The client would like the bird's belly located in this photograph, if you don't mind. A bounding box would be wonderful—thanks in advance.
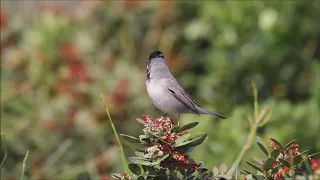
[146,81,187,115]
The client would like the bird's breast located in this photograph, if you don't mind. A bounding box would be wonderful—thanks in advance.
[146,79,188,115]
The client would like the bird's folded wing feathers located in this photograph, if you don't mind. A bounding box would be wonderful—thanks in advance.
[167,86,200,115]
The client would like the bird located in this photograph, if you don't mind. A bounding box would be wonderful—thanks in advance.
[146,50,227,124]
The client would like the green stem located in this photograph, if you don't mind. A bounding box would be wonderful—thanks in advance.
[100,94,129,173]
[227,84,261,176]
[20,151,29,180]
[1,134,7,168]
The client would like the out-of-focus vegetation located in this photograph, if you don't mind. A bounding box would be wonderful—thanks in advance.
[1,1,319,179]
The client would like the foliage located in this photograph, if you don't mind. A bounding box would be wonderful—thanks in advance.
[243,138,319,180]
[1,1,319,179]
[110,114,319,180]
[112,115,233,180]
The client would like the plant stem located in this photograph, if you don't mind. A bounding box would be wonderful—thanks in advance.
[227,84,263,176]
[20,151,29,180]
[1,134,7,168]
[100,93,129,172]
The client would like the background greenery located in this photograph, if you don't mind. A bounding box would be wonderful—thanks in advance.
[1,1,319,179]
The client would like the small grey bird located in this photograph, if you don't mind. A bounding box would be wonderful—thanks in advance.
[146,50,227,122]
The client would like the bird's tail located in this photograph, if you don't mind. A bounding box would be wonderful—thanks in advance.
[197,107,227,119]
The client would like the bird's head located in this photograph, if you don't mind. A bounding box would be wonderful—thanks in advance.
[146,50,169,80]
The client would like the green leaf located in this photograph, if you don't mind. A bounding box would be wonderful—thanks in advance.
[138,135,148,141]
[171,126,182,133]
[278,158,290,167]
[136,118,145,124]
[111,173,122,179]
[292,155,303,166]
[128,163,141,175]
[212,166,219,176]
[284,139,297,150]
[263,157,275,171]
[181,122,199,131]
[307,152,319,158]
[121,134,141,143]
[149,154,169,166]
[246,161,264,173]
[270,138,283,150]
[135,151,145,158]
[219,164,228,175]
[270,149,280,159]
[175,133,190,145]
[241,169,252,175]
[175,133,207,148]
[257,137,268,156]
[129,157,152,166]
[299,150,309,155]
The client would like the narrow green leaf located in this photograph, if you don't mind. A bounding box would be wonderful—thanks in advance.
[284,139,297,150]
[135,151,145,158]
[212,166,219,176]
[219,164,228,175]
[174,133,207,148]
[111,173,122,179]
[241,169,251,175]
[129,157,152,166]
[263,157,275,171]
[257,137,268,156]
[128,163,141,175]
[151,154,170,165]
[246,161,264,173]
[278,158,290,167]
[121,134,141,143]
[299,150,309,155]
[181,122,199,131]
[270,149,280,159]
[270,138,283,150]
[175,133,190,145]
[307,152,319,158]
[136,118,146,124]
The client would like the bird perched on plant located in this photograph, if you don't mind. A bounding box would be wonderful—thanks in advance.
[146,50,227,123]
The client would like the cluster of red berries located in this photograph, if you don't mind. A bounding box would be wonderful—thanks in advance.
[141,115,199,170]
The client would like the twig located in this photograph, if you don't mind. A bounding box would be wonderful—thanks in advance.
[227,84,272,176]
[1,133,8,168]
[20,151,29,180]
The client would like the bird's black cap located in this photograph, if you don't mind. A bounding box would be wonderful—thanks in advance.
[149,50,164,60]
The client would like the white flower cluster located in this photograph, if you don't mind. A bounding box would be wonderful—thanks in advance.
[142,117,173,137]
[144,144,164,159]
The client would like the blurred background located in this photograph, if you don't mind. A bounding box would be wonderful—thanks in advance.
[1,1,319,179]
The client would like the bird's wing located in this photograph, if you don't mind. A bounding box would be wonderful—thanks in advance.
[167,80,200,115]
